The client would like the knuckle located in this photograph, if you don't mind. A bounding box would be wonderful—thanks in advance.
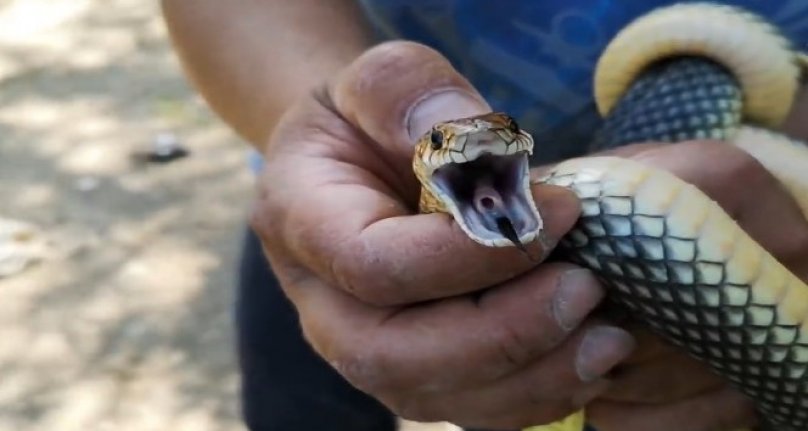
[326,340,402,394]
[329,350,387,392]
[330,239,390,305]
[248,191,280,246]
[331,235,412,306]
[248,166,294,249]
[485,294,565,369]
[494,318,538,370]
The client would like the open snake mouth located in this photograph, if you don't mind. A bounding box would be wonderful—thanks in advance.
[431,152,540,247]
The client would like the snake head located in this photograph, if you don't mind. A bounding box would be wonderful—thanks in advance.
[413,112,543,248]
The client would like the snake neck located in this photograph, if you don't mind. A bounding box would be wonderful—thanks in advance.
[417,184,447,214]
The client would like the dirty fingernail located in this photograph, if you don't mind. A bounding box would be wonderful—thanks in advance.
[530,185,582,257]
[576,326,636,383]
[406,90,488,140]
[551,269,604,331]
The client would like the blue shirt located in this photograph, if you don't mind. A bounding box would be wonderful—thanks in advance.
[358,0,808,162]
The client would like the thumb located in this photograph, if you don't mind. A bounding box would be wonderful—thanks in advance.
[331,41,491,162]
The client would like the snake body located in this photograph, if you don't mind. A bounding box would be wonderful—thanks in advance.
[413,3,808,430]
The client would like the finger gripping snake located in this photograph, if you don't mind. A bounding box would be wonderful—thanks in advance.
[413,3,808,430]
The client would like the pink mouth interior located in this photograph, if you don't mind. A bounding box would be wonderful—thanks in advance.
[432,153,538,243]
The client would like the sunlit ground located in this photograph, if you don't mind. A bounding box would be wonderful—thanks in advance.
[0,1,454,430]
[0,0,252,430]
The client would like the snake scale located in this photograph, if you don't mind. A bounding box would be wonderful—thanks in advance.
[413,3,808,430]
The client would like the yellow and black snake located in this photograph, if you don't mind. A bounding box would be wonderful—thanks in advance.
[413,3,808,431]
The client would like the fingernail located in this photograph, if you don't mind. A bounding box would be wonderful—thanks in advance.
[406,89,488,140]
[551,269,604,331]
[576,326,636,383]
[530,185,582,258]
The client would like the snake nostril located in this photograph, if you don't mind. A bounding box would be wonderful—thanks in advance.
[480,197,495,209]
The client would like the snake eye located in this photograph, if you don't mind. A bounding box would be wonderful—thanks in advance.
[430,129,444,150]
[507,117,520,134]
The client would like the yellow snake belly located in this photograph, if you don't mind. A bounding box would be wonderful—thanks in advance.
[412,3,808,430]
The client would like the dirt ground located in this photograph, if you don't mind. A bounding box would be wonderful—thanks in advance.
[0,1,453,430]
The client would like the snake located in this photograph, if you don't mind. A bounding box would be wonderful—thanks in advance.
[412,3,808,430]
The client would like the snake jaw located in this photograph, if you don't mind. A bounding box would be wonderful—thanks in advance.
[429,152,541,247]
[414,113,543,248]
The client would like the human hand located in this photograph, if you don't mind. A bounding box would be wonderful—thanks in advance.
[250,41,638,429]
[583,140,808,431]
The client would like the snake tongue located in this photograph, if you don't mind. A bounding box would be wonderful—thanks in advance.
[495,217,529,255]
[473,183,528,254]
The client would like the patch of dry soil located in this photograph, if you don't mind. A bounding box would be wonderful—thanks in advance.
[0,1,454,430]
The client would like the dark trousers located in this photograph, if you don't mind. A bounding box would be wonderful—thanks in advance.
[236,228,398,430]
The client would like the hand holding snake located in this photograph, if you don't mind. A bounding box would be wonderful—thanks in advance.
[254,40,633,429]
[413,3,808,430]
[251,3,808,430]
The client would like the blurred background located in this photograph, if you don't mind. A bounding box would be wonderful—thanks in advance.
[0,0,451,430]
[1,0,252,429]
